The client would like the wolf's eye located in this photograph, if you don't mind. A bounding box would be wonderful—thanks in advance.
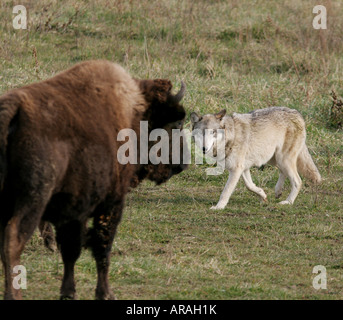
[192,131,201,137]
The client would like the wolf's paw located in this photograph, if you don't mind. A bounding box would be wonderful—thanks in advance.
[210,204,225,210]
[275,192,282,199]
[261,197,268,204]
[278,200,291,205]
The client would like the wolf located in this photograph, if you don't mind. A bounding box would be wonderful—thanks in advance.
[190,107,321,209]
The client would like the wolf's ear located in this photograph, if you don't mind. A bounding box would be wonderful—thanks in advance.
[190,112,201,124]
[215,109,226,120]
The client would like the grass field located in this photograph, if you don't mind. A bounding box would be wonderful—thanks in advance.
[0,0,343,300]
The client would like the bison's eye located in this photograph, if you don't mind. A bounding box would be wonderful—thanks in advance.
[171,120,183,129]
[165,120,183,130]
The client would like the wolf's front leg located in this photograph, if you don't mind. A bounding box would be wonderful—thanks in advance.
[210,169,243,210]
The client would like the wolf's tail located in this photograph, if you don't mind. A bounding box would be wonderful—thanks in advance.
[297,144,322,184]
[0,100,19,191]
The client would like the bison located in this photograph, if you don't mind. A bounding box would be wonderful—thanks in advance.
[0,60,188,300]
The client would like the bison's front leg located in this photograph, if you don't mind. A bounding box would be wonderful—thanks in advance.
[87,198,124,300]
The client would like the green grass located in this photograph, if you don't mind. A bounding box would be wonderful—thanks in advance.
[0,0,343,300]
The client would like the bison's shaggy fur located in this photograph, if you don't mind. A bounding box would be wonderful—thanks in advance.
[0,60,188,300]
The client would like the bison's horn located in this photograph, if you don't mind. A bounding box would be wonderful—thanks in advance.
[173,81,186,103]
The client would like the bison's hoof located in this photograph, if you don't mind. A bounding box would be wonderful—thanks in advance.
[96,291,116,300]
[60,293,76,300]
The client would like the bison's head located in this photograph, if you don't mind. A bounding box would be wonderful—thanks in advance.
[131,79,189,187]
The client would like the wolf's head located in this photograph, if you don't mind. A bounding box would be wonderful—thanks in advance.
[190,109,234,157]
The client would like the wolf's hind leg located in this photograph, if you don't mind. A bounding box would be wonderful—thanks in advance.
[242,170,267,201]
[275,171,286,199]
[278,160,302,205]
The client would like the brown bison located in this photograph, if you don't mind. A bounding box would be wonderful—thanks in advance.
[0,60,188,300]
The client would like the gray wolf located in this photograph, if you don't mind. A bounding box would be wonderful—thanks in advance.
[191,107,321,210]
[0,60,188,299]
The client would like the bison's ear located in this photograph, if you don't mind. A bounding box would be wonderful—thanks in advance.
[138,79,186,128]
[215,109,226,120]
[190,112,201,124]
[138,79,186,104]
[152,79,186,104]
[138,79,173,103]
[153,79,173,103]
